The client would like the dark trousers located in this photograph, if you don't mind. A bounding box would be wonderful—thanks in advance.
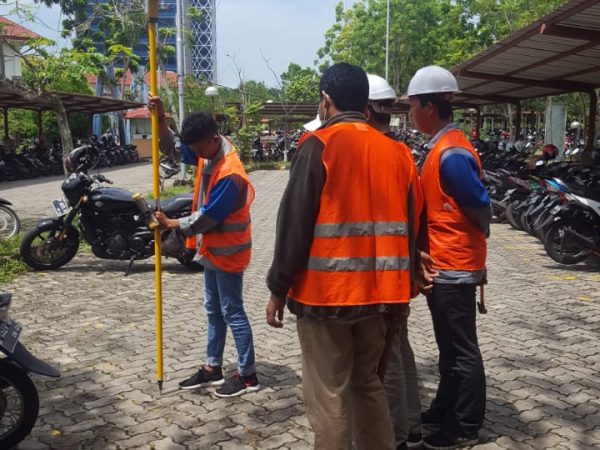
[427,283,486,437]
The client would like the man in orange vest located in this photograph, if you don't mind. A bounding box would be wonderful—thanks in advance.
[154,110,259,398]
[266,62,423,450]
[406,65,490,449]
[366,73,424,450]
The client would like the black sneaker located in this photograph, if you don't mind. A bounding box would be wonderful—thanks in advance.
[407,432,424,449]
[178,366,224,390]
[214,373,260,398]
[423,430,479,450]
[422,409,444,427]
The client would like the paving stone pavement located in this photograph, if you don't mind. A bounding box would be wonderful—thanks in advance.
[2,163,599,449]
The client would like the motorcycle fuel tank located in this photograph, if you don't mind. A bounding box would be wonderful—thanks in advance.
[90,187,139,214]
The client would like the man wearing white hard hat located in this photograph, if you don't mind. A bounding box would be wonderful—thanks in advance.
[407,65,490,449]
[366,74,397,137]
[303,114,321,132]
[366,73,424,450]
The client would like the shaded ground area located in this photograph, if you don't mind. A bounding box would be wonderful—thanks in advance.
[2,165,599,449]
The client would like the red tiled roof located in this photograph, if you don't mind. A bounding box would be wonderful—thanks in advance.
[124,107,152,119]
[124,107,173,120]
[87,70,177,88]
[0,17,42,41]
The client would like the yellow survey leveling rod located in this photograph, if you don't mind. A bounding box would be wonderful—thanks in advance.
[146,0,164,393]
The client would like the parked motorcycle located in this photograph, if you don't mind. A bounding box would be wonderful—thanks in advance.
[543,184,600,265]
[0,199,20,239]
[0,293,60,448]
[19,145,201,273]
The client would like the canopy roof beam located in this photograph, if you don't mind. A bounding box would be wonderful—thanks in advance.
[457,70,596,93]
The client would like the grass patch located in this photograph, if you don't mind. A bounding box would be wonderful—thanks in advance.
[146,184,193,201]
[0,234,22,257]
[245,161,290,172]
[0,235,28,284]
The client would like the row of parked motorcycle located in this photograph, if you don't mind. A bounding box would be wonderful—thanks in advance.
[479,142,599,266]
[250,131,302,162]
[0,134,139,183]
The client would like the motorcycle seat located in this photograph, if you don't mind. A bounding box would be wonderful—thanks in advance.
[156,192,194,216]
[566,184,600,203]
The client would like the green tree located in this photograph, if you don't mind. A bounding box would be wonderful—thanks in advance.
[280,63,320,103]
[317,0,568,92]
[0,31,105,165]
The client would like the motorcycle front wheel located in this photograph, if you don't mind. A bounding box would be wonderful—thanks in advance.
[20,222,80,270]
[177,257,205,272]
[0,205,20,239]
[505,201,523,230]
[0,360,40,448]
[544,219,595,265]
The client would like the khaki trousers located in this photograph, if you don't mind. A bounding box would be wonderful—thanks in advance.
[297,315,395,450]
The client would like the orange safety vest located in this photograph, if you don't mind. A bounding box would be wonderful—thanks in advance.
[420,128,486,271]
[185,160,204,251]
[184,145,255,273]
[288,122,418,307]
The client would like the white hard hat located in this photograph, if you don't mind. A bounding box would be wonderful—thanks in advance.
[303,114,321,131]
[367,74,396,101]
[406,65,460,97]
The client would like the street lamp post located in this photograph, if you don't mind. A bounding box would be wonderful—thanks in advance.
[175,0,188,182]
[204,86,219,117]
[571,120,582,143]
[385,0,390,81]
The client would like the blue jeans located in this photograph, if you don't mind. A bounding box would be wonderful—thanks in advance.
[204,267,256,376]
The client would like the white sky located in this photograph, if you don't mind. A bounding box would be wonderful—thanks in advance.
[0,0,358,87]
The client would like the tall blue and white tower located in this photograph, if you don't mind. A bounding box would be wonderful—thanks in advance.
[85,0,216,80]
[186,0,217,81]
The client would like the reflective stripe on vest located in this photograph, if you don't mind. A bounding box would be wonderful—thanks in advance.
[207,241,252,256]
[314,221,408,238]
[420,128,486,271]
[308,256,410,272]
[288,122,417,307]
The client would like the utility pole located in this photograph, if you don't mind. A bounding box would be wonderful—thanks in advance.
[385,0,390,81]
[175,0,188,182]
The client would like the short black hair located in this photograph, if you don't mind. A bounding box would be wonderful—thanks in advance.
[319,62,369,113]
[416,94,452,120]
[180,112,218,145]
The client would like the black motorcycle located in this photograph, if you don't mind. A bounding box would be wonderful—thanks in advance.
[19,146,201,273]
[1,293,59,448]
[0,198,20,239]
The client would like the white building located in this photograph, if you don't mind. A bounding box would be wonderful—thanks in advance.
[0,17,41,80]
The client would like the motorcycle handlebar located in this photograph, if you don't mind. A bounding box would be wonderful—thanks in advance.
[94,174,113,184]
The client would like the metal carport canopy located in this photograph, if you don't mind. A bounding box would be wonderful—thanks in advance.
[451,0,600,107]
[0,89,142,114]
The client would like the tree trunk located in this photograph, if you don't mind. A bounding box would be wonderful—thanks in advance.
[120,57,130,101]
[505,103,513,140]
[159,61,180,127]
[0,44,5,77]
[50,94,74,174]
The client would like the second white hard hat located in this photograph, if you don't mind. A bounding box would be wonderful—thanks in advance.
[303,114,321,131]
[406,65,460,97]
[367,74,397,101]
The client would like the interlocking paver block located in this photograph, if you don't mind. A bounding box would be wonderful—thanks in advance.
[3,165,599,449]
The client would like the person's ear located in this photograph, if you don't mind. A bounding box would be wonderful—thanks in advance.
[426,101,436,118]
[321,91,332,111]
